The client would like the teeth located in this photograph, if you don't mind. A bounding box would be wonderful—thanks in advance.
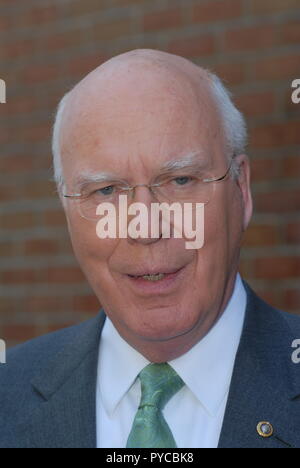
[142,273,165,281]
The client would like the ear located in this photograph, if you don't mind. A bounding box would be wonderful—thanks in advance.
[234,154,253,231]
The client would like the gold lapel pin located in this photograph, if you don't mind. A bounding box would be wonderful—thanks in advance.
[257,421,274,438]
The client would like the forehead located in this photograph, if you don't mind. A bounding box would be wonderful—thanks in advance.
[60,59,224,181]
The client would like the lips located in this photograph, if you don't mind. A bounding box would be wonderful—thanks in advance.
[129,273,166,281]
[125,265,187,295]
[127,267,182,278]
[126,265,185,284]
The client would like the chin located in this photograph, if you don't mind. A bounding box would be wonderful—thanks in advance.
[129,307,200,343]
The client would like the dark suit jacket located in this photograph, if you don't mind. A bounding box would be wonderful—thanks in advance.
[0,281,299,448]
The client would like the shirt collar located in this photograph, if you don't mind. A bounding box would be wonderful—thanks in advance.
[98,273,246,417]
[170,273,246,416]
[98,317,150,416]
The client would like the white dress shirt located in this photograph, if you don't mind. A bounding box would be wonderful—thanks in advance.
[96,273,246,448]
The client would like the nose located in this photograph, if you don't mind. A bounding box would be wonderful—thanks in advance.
[127,185,163,245]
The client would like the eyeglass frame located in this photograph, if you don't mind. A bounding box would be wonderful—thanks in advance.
[62,155,236,204]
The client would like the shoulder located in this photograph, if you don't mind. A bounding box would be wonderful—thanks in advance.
[4,318,90,369]
[0,313,104,401]
[242,280,300,363]
[245,280,300,331]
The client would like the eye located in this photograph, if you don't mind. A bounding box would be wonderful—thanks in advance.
[97,185,115,196]
[173,176,192,186]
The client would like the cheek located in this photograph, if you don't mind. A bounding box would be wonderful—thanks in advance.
[66,211,118,269]
[201,186,243,263]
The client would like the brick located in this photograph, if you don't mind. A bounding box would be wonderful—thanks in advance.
[255,189,300,213]
[0,269,38,284]
[250,156,281,182]
[92,19,132,41]
[24,239,60,255]
[0,16,11,31]
[0,39,35,60]
[254,256,300,279]
[67,53,107,76]
[109,0,144,5]
[0,212,36,229]
[21,122,51,143]
[251,121,300,148]
[192,0,243,24]
[71,0,106,17]
[21,63,61,84]
[43,30,84,52]
[223,25,276,51]
[285,222,300,244]
[280,20,300,44]
[0,130,11,145]
[72,295,101,312]
[248,0,299,14]
[254,54,300,81]
[235,91,276,117]
[0,155,36,173]
[212,62,246,85]
[5,96,37,115]
[0,242,15,257]
[167,34,216,58]
[282,156,300,178]
[46,266,85,283]
[21,179,56,200]
[43,209,67,227]
[2,325,37,342]
[0,297,15,313]
[283,289,300,310]
[27,5,58,24]
[143,8,183,32]
[0,184,20,202]
[242,224,280,246]
[25,296,70,313]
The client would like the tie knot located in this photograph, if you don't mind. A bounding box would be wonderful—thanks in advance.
[138,363,184,411]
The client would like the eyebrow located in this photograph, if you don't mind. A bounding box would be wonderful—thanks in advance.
[73,151,205,191]
[159,151,205,173]
[74,171,121,191]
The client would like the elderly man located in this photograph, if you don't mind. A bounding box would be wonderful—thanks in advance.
[0,49,299,449]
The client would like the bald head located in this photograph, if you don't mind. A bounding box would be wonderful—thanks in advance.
[52,49,246,191]
[69,49,212,100]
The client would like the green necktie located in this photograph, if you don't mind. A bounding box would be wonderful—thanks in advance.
[126,363,185,448]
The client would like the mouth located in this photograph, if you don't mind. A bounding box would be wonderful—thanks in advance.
[128,272,171,281]
[127,266,183,281]
[125,265,187,295]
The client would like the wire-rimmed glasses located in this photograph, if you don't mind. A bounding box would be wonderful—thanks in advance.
[63,156,235,221]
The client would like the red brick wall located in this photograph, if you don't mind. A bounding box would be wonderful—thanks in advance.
[0,0,299,346]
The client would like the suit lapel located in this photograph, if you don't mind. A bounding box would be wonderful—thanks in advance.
[218,283,300,448]
[14,312,106,448]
